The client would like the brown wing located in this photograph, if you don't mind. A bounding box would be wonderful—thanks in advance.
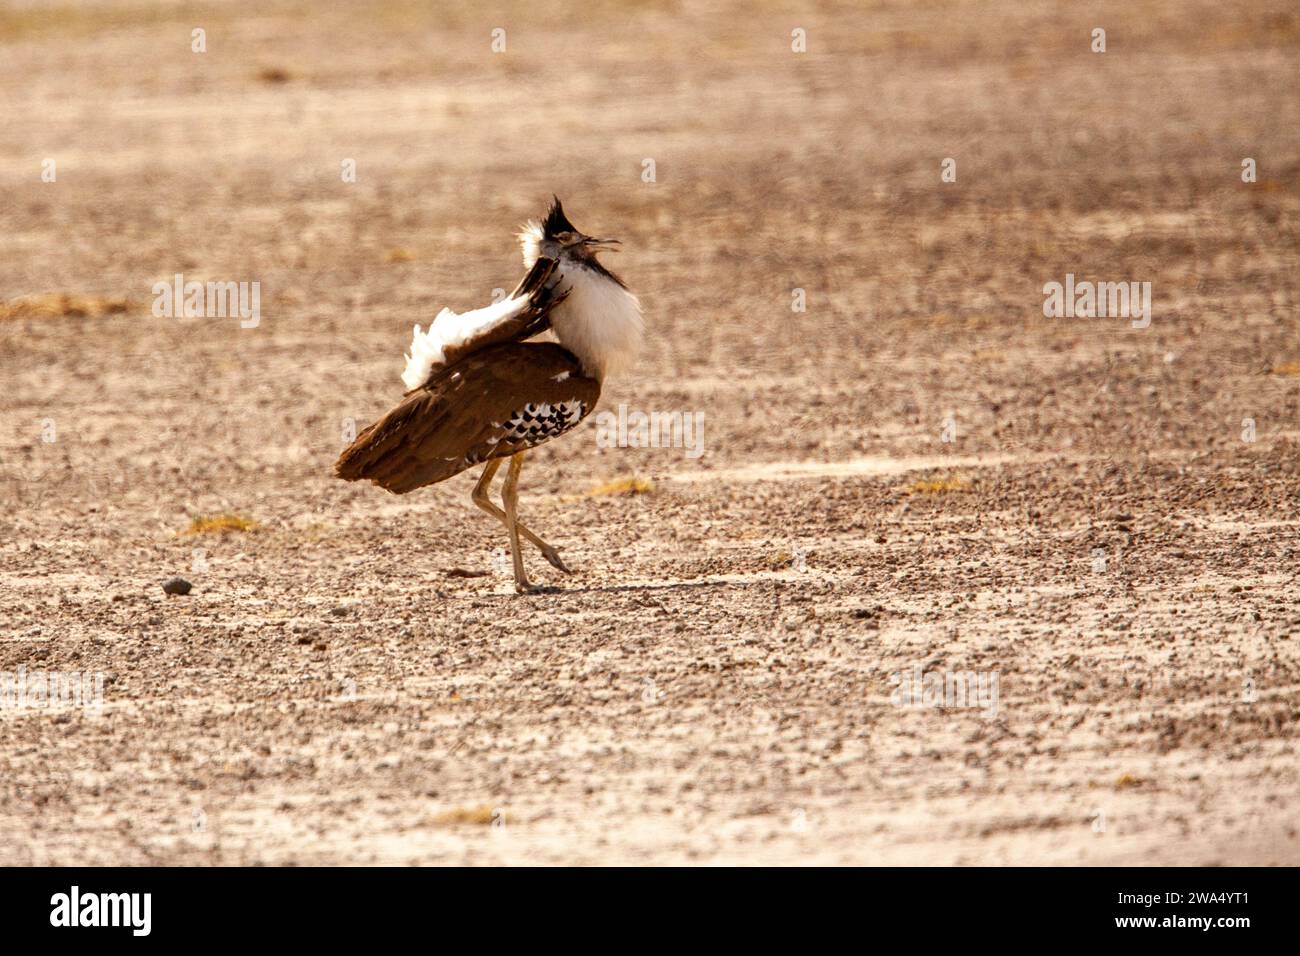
[336,341,601,494]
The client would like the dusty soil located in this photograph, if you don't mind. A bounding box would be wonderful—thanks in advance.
[1,0,1298,865]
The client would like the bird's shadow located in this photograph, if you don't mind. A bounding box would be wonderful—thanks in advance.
[478,578,760,599]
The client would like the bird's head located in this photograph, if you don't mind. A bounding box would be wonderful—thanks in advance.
[519,196,621,270]
[518,196,642,379]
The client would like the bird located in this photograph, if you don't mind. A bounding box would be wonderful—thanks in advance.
[335,197,644,593]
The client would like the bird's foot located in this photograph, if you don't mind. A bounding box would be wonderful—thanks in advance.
[541,546,574,574]
[514,580,558,595]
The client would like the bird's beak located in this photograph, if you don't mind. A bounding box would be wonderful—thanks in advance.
[581,235,621,251]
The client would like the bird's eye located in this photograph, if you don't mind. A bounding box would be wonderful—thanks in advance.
[556,231,575,244]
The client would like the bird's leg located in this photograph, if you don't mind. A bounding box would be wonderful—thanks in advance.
[502,452,541,594]
[471,458,503,512]
[471,458,573,573]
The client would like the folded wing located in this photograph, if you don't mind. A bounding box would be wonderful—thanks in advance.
[338,341,602,494]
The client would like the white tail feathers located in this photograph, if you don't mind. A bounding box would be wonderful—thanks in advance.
[401,293,534,391]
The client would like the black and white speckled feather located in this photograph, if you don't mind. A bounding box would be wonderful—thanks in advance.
[499,401,588,446]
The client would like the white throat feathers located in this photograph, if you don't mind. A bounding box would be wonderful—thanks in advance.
[519,221,643,381]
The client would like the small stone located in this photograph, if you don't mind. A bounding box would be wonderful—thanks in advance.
[162,577,192,596]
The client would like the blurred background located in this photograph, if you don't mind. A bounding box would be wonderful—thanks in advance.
[2,0,1297,466]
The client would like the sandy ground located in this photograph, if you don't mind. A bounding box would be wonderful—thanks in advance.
[1,0,1298,865]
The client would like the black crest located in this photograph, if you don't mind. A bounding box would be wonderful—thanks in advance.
[542,195,577,238]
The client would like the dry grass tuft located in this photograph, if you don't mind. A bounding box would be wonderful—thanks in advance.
[1271,361,1300,376]
[434,805,496,826]
[183,514,259,536]
[588,476,655,497]
[0,294,135,321]
[768,549,808,571]
[905,477,970,495]
[386,248,416,263]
